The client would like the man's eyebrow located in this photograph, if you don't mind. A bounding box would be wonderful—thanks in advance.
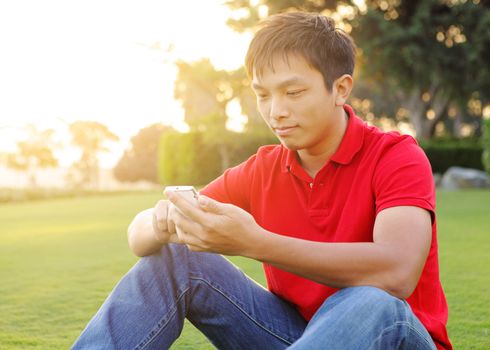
[252,77,306,90]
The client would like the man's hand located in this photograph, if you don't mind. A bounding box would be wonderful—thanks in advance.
[127,199,179,257]
[152,199,180,244]
[165,191,263,256]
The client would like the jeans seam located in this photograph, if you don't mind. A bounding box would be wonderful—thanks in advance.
[135,286,190,350]
[190,276,295,345]
[369,321,435,349]
[405,322,436,349]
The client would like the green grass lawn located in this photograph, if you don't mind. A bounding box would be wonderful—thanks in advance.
[0,190,488,349]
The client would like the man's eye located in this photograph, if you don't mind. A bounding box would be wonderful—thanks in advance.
[287,90,304,96]
[257,94,269,100]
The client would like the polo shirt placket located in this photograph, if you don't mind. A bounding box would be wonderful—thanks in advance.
[281,105,366,234]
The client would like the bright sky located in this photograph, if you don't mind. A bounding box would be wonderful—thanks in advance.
[0,0,252,167]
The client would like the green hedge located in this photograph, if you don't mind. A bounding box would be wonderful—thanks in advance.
[158,130,277,186]
[482,119,490,175]
[419,138,484,174]
[158,131,485,181]
[158,131,221,186]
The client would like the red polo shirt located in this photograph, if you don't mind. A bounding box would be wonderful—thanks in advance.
[201,105,451,349]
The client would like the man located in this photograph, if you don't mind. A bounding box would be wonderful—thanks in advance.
[72,12,451,349]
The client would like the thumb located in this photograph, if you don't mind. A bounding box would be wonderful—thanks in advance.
[198,195,225,214]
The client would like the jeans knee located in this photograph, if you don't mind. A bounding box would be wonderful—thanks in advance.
[343,286,407,321]
[137,243,189,274]
[295,288,432,350]
[317,286,408,325]
[349,286,398,304]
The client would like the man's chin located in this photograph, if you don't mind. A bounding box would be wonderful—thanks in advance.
[278,139,301,151]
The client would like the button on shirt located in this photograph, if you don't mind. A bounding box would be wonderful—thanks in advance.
[201,105,451,349]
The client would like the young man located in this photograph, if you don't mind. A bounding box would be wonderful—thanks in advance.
[72,12,451,350]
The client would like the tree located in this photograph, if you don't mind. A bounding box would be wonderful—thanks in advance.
[69,121,119,189]
[174,59,231,130]
[225,0,352,32]
[113,123,168,184]
[162,58,278,185]
[225,0,490,140]
[175,59,242,172]
[5,125,58,188]
[228,67,268,132]
[353,0,490,139]
[176,59,267,133]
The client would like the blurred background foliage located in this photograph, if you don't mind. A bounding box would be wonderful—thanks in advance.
[1,0,489,194]
[482,119,490,173]
[153,0,490,186]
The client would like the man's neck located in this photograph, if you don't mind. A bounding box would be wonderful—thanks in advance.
[297,109,349,178]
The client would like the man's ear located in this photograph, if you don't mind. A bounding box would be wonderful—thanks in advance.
[334,74,353,106]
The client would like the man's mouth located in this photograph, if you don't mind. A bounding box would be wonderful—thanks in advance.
[273,126,298,136]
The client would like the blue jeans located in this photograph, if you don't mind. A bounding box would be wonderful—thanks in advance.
[72,244,436,349]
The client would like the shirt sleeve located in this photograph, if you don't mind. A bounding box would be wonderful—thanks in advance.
[372,136,436,220]
[199,153,257,212]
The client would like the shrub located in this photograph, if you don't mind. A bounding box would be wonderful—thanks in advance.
[419,138,483,174]
[157,130,277,186]
[482,119,490,175]
[158,131,221,186]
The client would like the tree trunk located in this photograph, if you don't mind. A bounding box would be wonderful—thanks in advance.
[404,88,430,140]
[218,144,231,173]
[403,86,449,140]
[28,172,37,189]
[453,111,463,137]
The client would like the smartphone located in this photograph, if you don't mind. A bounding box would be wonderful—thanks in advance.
[164,186,199,206]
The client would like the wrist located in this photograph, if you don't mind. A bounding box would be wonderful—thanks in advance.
[244,226,272,261]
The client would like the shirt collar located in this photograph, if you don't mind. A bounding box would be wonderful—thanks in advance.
[330,104,365,165]
[281,104,365,173]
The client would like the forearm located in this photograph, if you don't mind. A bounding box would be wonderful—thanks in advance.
[166,195,429,299]
[249,230,414,299]
[127,208,164,257]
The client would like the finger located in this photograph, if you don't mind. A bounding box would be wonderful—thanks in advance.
[165,190,206,223]
[154,200,169,232]
[167,215,176,234]
[172,207,200,236]
[167,204,177,234]
[185,243,206,252]
[168,233,180,243]
[197,195,226,215]
[175,226,202,248]
[152,210,168,243]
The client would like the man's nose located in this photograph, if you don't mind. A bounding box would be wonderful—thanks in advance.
[269,97,289,120]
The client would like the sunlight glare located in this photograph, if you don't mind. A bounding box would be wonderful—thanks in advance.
[226,98,248,132]
[0,0,250,168]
